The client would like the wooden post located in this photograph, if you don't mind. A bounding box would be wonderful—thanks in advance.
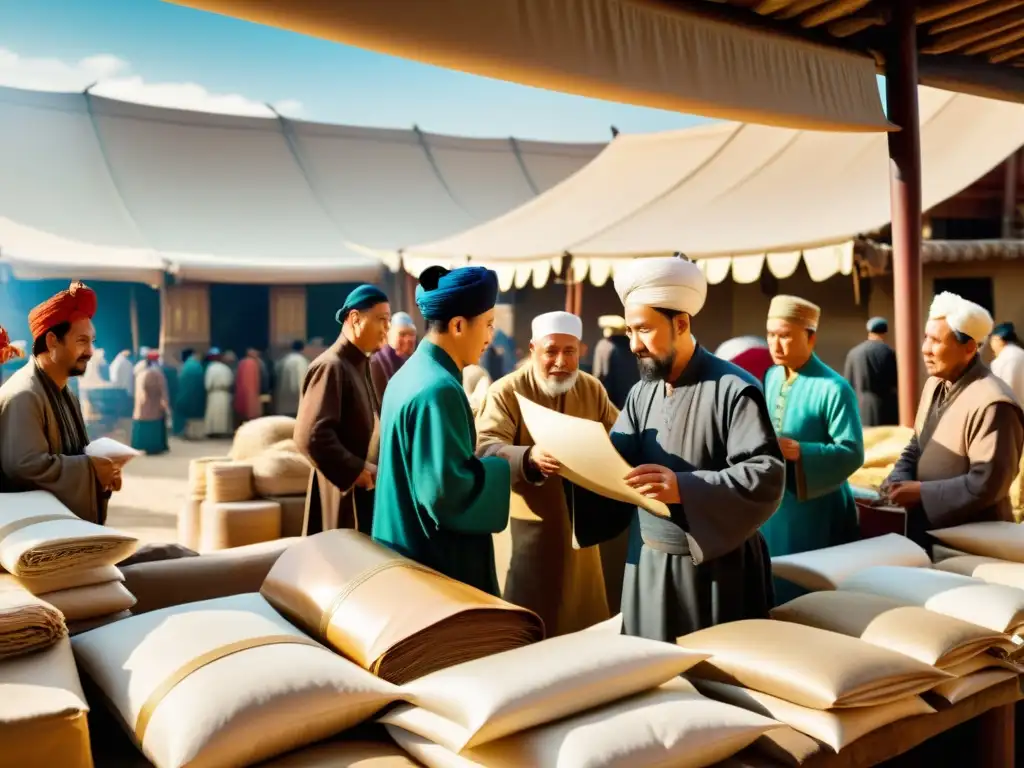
[886,0,923,428]
[1002,150,1019,239]
[129,285,140,356]
[977,702,1015,768]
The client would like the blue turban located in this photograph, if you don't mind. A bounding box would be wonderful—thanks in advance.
[993,322,1017,340]
[866,317,888,334]
[336,284,388,324]
[415,265,499,322]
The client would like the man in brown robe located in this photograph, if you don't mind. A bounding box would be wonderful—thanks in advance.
[885,292,1024,549]
[0,282,120,523]
[477,311,622,634]
[295,284,390,536]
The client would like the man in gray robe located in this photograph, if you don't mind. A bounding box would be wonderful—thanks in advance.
[843,317,898,427]
[570,257,786,642]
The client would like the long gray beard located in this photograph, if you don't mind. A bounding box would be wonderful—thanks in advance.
[537,369,579,398]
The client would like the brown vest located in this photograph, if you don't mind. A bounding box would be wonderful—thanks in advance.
[914,363,1021,521]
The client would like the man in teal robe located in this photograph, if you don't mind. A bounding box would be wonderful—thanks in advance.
[175,349,207,439]
[762,295,864,601]
[372,265,512,596]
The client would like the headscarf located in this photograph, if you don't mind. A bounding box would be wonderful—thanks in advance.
[613,256,706,315]
[28,281,97,341]
[336,284,389,324]
[992,322,1017,341]
[415,265,499,322]
[929,292,993,342]
[0,326,25,365]
[768,295,821,332]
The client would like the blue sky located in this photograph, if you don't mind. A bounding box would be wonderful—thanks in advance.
[0,0,724,141]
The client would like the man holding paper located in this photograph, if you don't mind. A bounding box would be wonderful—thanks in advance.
[0,282,120,523]
[566,257,786,642]
[477,310,620,634]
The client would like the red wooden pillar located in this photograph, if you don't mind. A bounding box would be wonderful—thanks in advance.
[886,0,923,428]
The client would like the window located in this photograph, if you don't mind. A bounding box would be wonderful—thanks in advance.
[932,277,994,316]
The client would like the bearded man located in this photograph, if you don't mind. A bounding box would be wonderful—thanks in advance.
[568,257,785,642]
[477,311,620,634]
[885,293,1024,548]
[370,311,417,401]
[0,282,121,523]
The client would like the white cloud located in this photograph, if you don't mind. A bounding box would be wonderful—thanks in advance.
[0,48,302,117]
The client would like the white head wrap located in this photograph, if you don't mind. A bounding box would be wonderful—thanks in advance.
[929,292,993,342]
[613,257,707,315]
[531,311,582,341]
[391,311,415,329]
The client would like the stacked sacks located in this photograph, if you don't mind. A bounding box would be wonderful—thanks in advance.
[261,530,545,684]
[381,626,777,768]
[71,592,403,768]
[190,461,282,552]
[229,418,308,536]
[678,619,951,754]
[0,491,139,636]
[179,456,231,549]
[849,426,915,491]
[771,591,1019,706]
[771,534,931,593]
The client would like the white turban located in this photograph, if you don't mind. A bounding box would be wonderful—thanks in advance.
[613,257,707,315]
[929,292,993,342]
[391,311,415,329]
[532,311,582,341]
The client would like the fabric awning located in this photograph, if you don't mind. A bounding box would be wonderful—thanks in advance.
[0,85,600,284]
[401,87,1024,288]
[168,0,890,133]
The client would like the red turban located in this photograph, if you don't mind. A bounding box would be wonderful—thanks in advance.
[0,326,24,365]
[28,281,98,342]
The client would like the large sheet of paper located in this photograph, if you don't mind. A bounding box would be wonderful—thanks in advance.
[515,393,670,517]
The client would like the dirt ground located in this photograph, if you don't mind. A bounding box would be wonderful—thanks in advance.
[106,437,232,544]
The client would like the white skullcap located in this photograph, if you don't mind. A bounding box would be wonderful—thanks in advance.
[532,311,582,341]
[613,257,707,315]
[929,291,993,342]
[598,314,626,330]
[391,311,414,329]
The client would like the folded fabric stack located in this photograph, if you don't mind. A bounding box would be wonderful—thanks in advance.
[771,534,931,592]
[772,591,1018,706]
[0,579,66,660]
[0,491,139,638]
[381,627,775,768]
[849,426,915,490]
[678,619,950,754]
[72,592,403,768]
[261,530,545,684]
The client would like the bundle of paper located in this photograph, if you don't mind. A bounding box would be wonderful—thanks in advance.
[0,491,138,577]
[771,534,929,592]
[84,436,142,467]
[260,530,545,684]
[0,577,66,660]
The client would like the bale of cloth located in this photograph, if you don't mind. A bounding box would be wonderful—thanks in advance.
[71,592,402,768]
[929,521,1024,563]
[771,534,930,592]
[0,578,66,660]
[849,426,914,490]
[228,415,296,461]
[0,491,138,577]
[260,530,545,684]
[0,637,92,768]
[250,449,311,498]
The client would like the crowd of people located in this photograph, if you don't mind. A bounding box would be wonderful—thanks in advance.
[0,260,1022,645]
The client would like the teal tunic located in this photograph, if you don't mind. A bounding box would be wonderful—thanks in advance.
[175,358,206,423]
[372,341,512,596]
[762,354,864,598]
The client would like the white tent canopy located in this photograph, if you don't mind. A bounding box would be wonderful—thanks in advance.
[403,87,1024,288]
[0,85,602,284]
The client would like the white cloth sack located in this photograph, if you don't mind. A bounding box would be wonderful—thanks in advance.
[771,534,930,591]
[71,592,402,768]
[384,677,777,768]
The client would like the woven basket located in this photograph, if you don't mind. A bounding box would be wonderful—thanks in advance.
[251,451,312,498]
[206,462,255,504]
[188,457,232,499]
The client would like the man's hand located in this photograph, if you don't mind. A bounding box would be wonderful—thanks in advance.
[778,438,801,462]
[355,464,376,490]
[887,481,922,508]
[90,456,118,491]
[624,464,681,505]
[111,471,123,493]
[528,447,561,476]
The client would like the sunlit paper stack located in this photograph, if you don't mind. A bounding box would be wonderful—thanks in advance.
[260,530,545,684]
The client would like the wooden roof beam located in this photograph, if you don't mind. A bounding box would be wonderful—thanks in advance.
[916,0,999,24]
[989,41,1024,62]
[923,8,1024,52]
[930,0,1023,33]
[775,0,831,20]
[829,10,887,37]
[752,0,797,14]
[964,22,1024,52]
[801,0,875,27]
